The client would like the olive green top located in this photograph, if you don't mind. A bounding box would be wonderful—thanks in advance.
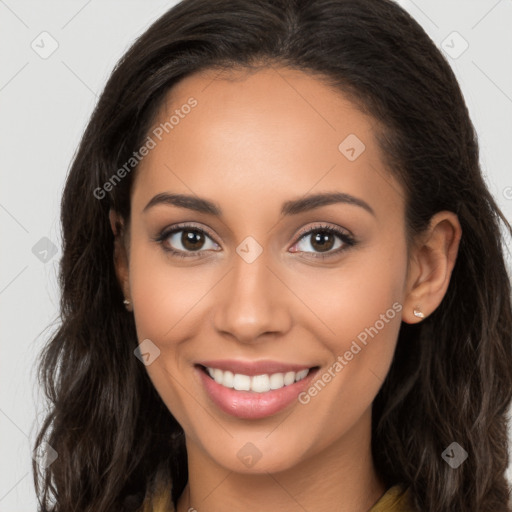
[141,484,415,511]
[369,485,415,511]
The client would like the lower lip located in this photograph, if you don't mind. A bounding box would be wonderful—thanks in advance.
[196,366,318,419]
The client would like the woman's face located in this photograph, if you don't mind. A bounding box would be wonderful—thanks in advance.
[121,66,412,473]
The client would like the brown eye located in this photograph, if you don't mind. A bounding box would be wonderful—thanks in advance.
[309,231,336,252]
[159,225,220,256]
[290,225,356,259]
[181,230,206,251]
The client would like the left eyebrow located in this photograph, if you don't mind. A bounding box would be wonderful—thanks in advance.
[142,191,375,217]
[281,192,375,217]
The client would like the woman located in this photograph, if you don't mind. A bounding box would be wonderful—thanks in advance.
[33,0,512,511]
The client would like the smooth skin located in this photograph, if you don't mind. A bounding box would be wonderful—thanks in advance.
[110,66,461,512]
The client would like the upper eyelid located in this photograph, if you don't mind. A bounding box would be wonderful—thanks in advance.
[294,223,352,240]
[160,222,218,240]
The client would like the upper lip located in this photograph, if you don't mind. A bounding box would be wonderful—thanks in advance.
[196,359,316,376]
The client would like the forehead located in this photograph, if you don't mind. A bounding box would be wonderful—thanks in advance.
[132,66,403,222]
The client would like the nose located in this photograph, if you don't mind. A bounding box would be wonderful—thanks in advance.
[213,250,292,344]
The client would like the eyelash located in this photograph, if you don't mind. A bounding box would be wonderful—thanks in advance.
[154,222,356,260]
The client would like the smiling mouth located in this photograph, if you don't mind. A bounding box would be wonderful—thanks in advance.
[197,364,320,393]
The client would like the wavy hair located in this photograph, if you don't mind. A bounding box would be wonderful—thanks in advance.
[33,0,512,510]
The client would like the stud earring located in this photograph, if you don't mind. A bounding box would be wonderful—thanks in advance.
[123,299,131,306]
[413,306,425,319]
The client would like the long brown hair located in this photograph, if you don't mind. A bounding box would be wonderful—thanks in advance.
[34,0,512,510]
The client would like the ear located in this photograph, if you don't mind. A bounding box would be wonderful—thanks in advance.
[402,211,462,324]
[109,209,131,309]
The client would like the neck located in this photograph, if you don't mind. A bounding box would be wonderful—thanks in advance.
[176,408,387,512]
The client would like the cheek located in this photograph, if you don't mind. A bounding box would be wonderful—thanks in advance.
[129,242,214,342]
[292,238,407,417]
[127,243,223,428]
[288,237,407,354]
[293,277,404,451]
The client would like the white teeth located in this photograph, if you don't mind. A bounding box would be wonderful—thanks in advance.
[283,371,295,386]
[223,370,234,388]
[205,367,311,393]
[269,373,284,389]
[295,369,309,381]
[251,374,271,393]
[213,368,223,383]
[233,373,251,391]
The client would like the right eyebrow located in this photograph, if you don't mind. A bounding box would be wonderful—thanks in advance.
[143,193,221,215]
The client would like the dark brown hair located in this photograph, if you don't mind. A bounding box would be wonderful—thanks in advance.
[34,0,512,510]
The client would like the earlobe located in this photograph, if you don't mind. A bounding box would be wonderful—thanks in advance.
[402,211,462,324]
[109,209,132,310]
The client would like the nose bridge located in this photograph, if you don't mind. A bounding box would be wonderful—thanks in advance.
[213,244,290,342]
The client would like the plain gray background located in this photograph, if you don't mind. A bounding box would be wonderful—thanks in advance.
[1,0,511,510]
